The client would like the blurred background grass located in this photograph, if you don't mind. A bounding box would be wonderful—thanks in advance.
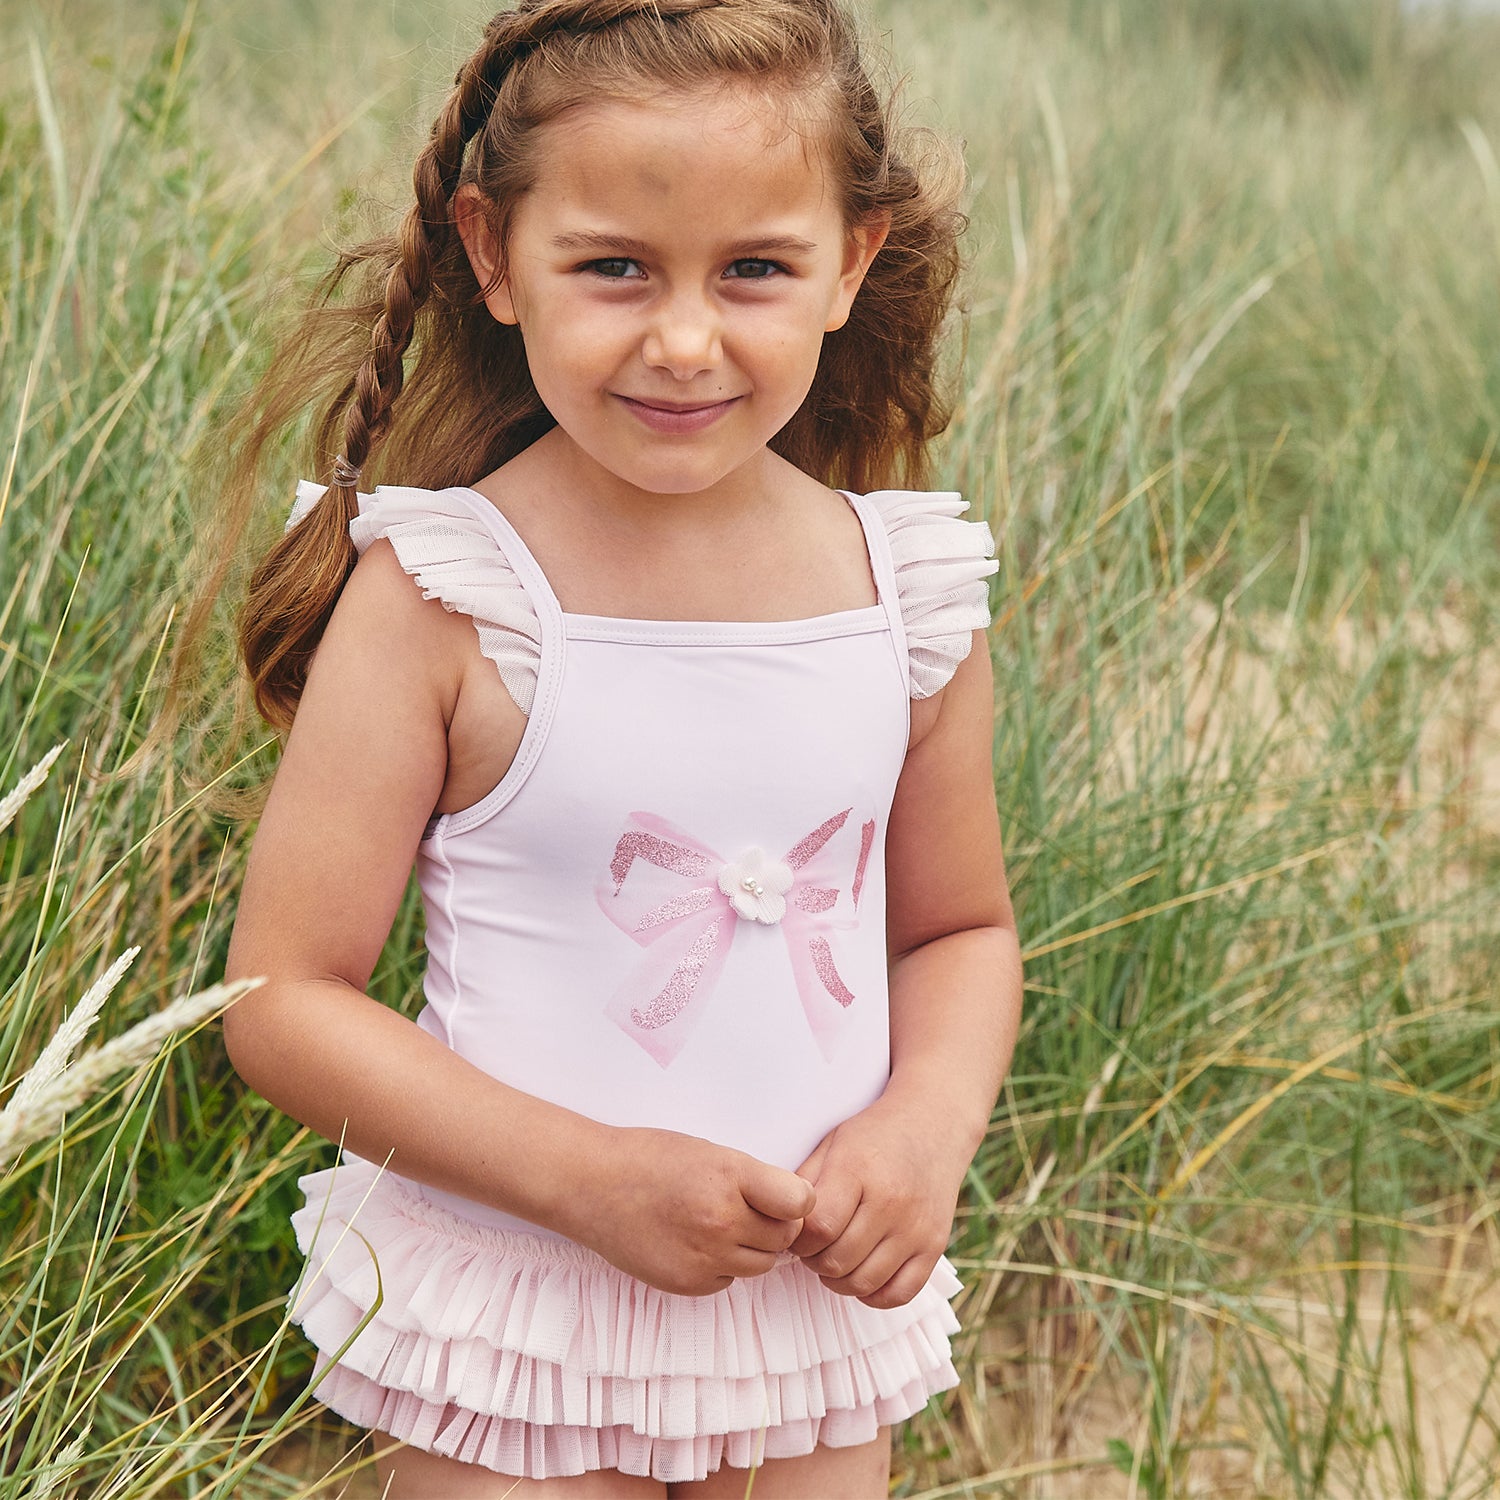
[1,0,1497,1495]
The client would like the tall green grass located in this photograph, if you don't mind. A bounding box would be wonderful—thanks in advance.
[1,1,1497,1495]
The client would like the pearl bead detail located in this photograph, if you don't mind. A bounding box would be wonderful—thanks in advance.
[719,848,793,925]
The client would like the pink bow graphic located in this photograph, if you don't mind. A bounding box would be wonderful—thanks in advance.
[598,809,877,1067]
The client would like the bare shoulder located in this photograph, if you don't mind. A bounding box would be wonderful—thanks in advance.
[259,538,470,879]
[329,538,530,817]
[330,538,471,700]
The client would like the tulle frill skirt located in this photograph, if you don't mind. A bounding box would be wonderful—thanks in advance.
[288,1158,962,1483]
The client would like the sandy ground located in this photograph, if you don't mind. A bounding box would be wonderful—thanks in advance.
[921,1230,1500,1498]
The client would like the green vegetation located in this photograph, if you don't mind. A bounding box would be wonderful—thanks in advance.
[2,0,1497,1494]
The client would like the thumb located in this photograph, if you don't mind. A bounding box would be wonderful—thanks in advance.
[795,1134,831,1183]
[739,1159,817,1222]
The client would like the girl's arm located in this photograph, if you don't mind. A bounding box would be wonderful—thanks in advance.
[225,542,810,1296]
[790,632,1022,1306]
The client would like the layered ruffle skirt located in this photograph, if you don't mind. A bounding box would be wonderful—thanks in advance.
[288,1158,962,1482]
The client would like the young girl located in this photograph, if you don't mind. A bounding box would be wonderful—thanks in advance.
[221,0,1022,1494]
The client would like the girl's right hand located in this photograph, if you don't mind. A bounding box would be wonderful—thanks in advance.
[566,1127,815,1297]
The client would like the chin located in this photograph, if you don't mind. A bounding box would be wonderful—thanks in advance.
[638,471,736,497]
[609,453,756,498]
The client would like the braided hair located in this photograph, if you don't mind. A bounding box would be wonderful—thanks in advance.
[229,0,964,729]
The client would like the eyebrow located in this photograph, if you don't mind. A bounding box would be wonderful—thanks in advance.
[550,231,820,258]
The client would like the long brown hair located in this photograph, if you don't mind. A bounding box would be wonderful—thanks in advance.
[194,0,964,733]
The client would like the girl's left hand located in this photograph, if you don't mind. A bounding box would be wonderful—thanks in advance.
[788,1096,971,1309]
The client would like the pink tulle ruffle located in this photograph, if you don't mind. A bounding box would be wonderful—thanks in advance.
[288,1158,961,1483]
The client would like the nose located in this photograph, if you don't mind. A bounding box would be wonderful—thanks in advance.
[641,288,722,380]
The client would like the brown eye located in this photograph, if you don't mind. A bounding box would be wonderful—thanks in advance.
[725,259,783,280]
[589,258,645,279]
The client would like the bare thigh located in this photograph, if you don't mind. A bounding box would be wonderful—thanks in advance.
[668,1430,890,1500]
[373,1436,667,1500]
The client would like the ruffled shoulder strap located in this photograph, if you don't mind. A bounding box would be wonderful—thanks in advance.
[290,481,542,716]
[860,490,998,700]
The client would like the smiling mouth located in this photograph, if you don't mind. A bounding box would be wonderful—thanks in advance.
[615,394,742,433]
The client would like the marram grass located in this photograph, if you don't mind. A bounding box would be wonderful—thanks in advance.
[1,0,1497,1496]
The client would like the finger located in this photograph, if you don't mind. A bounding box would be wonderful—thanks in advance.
[789,1172,861,1259]
[794,1134,831,1181]
[663,1272,738,1298]
[801,1201,884,1281]
[819,1238,910,1302]
[856,1253,938,1311]
[724,1245,781,1280]
[739,1160,816,1222]
[737,1206,805,1255]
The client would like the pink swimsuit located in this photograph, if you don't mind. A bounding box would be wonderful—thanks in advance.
[283,481,996,1482]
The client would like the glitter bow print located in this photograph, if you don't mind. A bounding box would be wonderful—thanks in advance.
[598,809,877,1067]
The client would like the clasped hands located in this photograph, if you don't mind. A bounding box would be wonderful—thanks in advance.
[580,1097,969,1309]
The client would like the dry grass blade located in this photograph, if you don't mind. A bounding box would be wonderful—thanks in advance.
[0,977,263,1171]
[21,1427,89,1500]
[0,742,65,837]
[7,946,140,1113]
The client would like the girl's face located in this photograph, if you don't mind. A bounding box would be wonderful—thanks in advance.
[458,86,886,501]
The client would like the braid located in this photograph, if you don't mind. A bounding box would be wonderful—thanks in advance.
[239,20,526,732]
[333,19,513,494]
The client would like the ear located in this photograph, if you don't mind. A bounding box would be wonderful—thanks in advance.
[453,184,519,326]
[825,211,892,333]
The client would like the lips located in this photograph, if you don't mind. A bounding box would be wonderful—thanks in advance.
[615,394,742,434]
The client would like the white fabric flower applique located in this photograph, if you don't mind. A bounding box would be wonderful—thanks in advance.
[717,847,795,925]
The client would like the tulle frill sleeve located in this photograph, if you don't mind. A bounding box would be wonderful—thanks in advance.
[289,481,542,716]
[863,490,998,700]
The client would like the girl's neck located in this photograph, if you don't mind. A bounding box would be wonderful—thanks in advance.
[475,429,817,547]
[467,430,868,624]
